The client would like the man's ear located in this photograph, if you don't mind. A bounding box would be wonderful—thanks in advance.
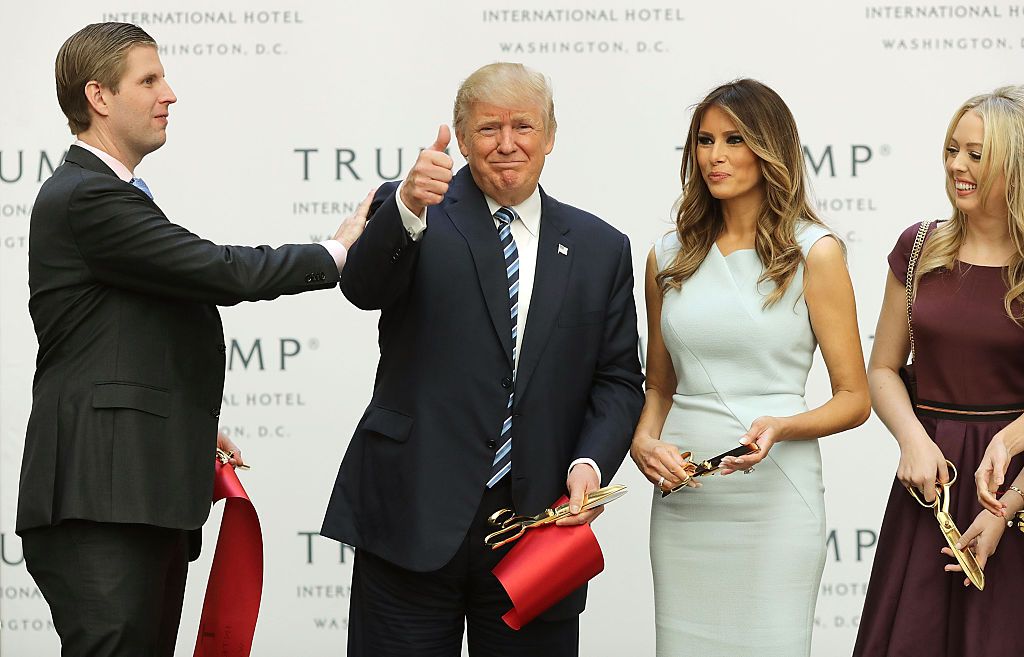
[83,80,111,118]
[455,130,470,159]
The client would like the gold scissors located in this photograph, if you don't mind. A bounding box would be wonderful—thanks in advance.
[906,460,984,590]
[483,484,627,549]
[661,443,760,497]
[216,447,250,470]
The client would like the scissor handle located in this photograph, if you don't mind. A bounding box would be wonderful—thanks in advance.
[487,508,518,527]
[484,522,527,549]
[906,459,958,508]
[945,460,958,485]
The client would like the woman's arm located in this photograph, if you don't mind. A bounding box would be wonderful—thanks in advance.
[629,248,696,491]
[975,416,1024,512]
[839,264,948,502]
[722,236,870,472]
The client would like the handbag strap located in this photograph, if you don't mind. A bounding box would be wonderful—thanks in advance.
[905,220,934,361]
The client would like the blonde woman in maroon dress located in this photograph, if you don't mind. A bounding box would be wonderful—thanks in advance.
[855,85,1024,656]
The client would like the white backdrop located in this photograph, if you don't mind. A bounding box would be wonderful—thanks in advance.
[0,1,1020,655]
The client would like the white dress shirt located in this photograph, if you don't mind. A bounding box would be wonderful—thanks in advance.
[395,184,601,481]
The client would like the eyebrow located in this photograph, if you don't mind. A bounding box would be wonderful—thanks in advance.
[949,138,983,148]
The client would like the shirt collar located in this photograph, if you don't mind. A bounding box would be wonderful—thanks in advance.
[73,139,134,182]
[484,187,542,237]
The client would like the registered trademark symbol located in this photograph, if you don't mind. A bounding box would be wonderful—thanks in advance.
[309,338,320,350]
[880,145,891,156]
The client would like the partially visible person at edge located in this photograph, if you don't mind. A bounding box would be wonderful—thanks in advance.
[630,78,870,657]
[855,85,1024,657]
[17,22,371,657]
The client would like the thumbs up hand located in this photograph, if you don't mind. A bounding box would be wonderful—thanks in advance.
[399,125,454,217]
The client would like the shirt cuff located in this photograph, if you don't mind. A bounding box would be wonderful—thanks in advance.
[318,240,347,274]
[395,180,428,242]
[568,458,602,484]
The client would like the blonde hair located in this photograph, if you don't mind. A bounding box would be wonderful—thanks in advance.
[453,63,556,138]
[657,79,827,307]
[55,23,157,134]
[914,85,1024,322]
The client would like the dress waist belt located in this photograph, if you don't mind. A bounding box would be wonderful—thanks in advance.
[915,398,1024,422]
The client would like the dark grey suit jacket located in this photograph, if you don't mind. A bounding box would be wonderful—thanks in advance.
[17,145,338,538]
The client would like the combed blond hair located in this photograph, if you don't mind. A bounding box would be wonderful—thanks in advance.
[914,85,1024,322]
[657,79,827,307]
[453,63,556,138]
[55,23,156,134]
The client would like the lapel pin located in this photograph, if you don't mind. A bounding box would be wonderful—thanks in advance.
[557,244,569,256]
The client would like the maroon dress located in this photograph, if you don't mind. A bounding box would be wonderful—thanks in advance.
[854,222,1024,657]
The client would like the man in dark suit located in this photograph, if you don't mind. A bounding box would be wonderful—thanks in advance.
[321,62,644,656]
[16,23,370,656]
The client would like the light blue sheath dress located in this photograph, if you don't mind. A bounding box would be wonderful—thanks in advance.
[649,222,832,657]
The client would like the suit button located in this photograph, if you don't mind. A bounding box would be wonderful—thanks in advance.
[211,409,220,418]
[217,343,226,354]
[305,274,314,283]
[487,439,497,449]
[501,377,512,389]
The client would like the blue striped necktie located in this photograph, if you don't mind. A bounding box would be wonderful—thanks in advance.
[487,206,520,488]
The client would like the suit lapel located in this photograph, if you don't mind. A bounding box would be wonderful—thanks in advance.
[514,188,572,399]
[445,169,514,367]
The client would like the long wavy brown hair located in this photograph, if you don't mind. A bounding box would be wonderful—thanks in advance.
[657,79,827,307]
[913,85,1024,322]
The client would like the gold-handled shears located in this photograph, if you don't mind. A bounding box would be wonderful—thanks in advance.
[216,447,250,470]
[483,484,627,549]
[661,443,761,497]
[906,460,984,590]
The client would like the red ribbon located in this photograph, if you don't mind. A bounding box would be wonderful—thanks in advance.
[194,460,263,657]
[491,496,605,630]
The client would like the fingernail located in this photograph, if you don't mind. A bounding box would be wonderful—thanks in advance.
[570,505,580,514]
[739,437,750,445]
[955,543,962,550]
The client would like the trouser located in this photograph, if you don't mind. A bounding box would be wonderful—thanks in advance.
[22,519,190,657]
[347,478,579,657]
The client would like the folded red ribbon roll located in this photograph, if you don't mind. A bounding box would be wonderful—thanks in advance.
[491,496,605,630]
[194,460,264,657]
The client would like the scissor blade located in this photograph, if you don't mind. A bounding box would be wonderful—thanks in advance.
[582,484,627,510]
[550,484,629,520]
[937,513,985,590]
[692,443,759,476]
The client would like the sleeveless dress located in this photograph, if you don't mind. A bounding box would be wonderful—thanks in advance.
[854,222,1024,657]
[649,221,832,657]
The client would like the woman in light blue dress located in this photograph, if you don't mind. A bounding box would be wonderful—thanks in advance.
[630,79,871,657]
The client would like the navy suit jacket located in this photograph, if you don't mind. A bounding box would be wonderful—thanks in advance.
[321,167,643,613]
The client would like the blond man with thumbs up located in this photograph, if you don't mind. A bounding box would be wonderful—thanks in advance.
[320,62,644,656]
